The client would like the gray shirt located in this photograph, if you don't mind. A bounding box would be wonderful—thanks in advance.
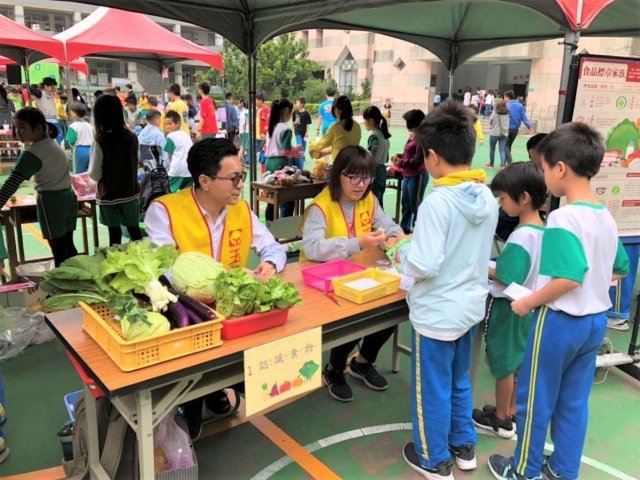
[302,195,403,261]
[34,92,57,119]
[489,112,510,137]
[367,129,390,165]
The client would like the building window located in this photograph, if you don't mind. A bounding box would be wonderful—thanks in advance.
[316,30,323,48]
[301,31,309,45]
[394,58,406,71]
[25,12,52,31]
[339,51,358,94]
[0,7,14,20]
[54,14,71,32]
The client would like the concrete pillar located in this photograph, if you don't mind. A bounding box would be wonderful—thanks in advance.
[127,62,138,83]
[73,12,81,24]
[174,64,183,85]
[14,5,25,25]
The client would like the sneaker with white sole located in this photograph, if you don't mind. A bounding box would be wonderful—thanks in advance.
[0,447,8,465]
[449,443,477,470]
[403,442,454,479]
[488,454,539,480]
[347,358,388,390]
[473,407,515,439]
[322,364,354,402]
[482,404,517,433]
[607,318,630,331]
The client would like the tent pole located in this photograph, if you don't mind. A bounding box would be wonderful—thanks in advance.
[24,53,32,107]
[556,29,580,126]
[248,52,257,207]
[448,69,454,101]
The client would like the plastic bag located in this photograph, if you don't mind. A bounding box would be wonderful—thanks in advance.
[153,410,194,473]
[0,308,55,361]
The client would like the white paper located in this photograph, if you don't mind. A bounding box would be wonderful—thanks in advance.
[503,283,533,302]
[343,278,381,290]
[489,260,496,269]
[378,267,415,291]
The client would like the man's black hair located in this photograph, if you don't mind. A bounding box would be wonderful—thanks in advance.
[125,96,137,106]
[325,87,336,97]
[184,93,193,101]
[537,122,604,179]
[225,92,234,100]
[188,138,239,188]
[504,90,516,100]
[256,93,265,102]
[402,109,426,130]
[126,83,133,90]
[146,109,161,123]
[115,86,121,92]
[415,101,475,166]
[71,102,87,118]
[169,83,181,97]
[42,77,57,87]
[94,90,103,98]
[490,162,547,210]
[165,110,182,124]
[526,133,547,152]
[148,96,159,107]
[297,97,306,106]
[199,82,211,95]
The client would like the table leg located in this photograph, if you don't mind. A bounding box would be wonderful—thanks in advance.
[391,325,401,373]
[91,202,99,253]
[273,192,279,220]
[83,384,104,480]
[395,178,402,225]
[136,389,156,480]
[81,215,89,255]
[15,210,25,264]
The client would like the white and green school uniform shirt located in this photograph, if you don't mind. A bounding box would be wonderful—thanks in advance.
[265,122,293,172]
[536,203,630,316]
[66,120,94,147]
[123,107,144,132]
[164,130,193,178]
[489,224,544,298]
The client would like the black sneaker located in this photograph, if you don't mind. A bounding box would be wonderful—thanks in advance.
[347,358,389,391]
[180,398,204,441]
[542,456,566,480]
[0,447,9,465]
[449,443,477,470]
[482,404,517,433]
[403,442,454,480]
[487,454,528,480]
[204,390,231,416]
[473,407,515,439]
[322,364,354,402]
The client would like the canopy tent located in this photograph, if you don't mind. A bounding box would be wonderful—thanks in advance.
[0,57,89,76]
[54,7,223,72]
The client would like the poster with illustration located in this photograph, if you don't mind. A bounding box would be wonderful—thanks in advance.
[244,327,322,417]
[572,56,640,236]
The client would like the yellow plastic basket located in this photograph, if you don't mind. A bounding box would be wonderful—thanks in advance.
[332,268,401,304]
[80,302,224,372]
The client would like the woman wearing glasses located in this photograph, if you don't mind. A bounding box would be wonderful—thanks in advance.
[301,145,406,403]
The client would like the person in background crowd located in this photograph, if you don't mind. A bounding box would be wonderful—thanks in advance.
[166,83,190,135]
[432,91,441,109]
[114,86,127,106]
[161,88,171,107]
[197,82,218,141]
[0,85,15,128]
[255,93,270,154]
[148,96,165,133]
[123,96,144,133]
[31,78,63,144]
[237,99,250,165]
[72,88,85,104]
[139,109,168,169]
[125,84,136,100]
[8,87,23,111]
[504,90,533,164]
[56,94,69,148]
[309,95,361,161]
[164,110,195,192]
[89,94,142,246]
[468,105,485,146]
[383,98,392,126]
[224,92,239,141]
[0,108,78,265]
[292,97,312,170]
[185,94,198,119]
[362,105,391,207]
[463,87,472,106]
[526,133,547,167]
[66,102,93,174]
[138,91,150,113]
[486,100,510,170]
[484,90,495,117]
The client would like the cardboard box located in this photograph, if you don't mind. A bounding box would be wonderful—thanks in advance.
[0,280,47,309]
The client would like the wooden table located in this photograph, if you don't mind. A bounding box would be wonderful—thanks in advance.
[1,194,99,281]
[251,180,328,220]
[46,250,412,480]
[386,169,403,224]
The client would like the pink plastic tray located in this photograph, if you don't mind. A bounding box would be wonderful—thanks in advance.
[301,259,367,293]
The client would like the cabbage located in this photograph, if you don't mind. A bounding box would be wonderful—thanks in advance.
[171,252,225,303]
[122,312,170,341]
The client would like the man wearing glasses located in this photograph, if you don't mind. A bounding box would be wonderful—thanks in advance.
[145,138,286,439]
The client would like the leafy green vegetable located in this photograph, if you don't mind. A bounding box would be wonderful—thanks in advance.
[171,252,225,304]
[121,311,170,341]
[605,119,639,154]
[254,277,302,313]
[41,292,108,310]
[213,268,261,318]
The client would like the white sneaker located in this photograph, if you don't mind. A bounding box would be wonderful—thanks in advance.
[607,318,629,331]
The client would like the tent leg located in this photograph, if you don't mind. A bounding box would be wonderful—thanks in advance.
[556,29,580,126]
[248,53,257,207]
[65,64,73,103]
[24,54,31,107]
[448,69,455,101]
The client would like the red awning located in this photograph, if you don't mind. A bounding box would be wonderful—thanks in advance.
[55,7,223,72]
[555,0,617,30]
[0,14,66,64]
[0,57,89,76]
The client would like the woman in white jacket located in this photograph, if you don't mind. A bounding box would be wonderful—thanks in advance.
[486,100,510,170]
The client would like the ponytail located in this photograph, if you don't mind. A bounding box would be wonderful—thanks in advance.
[267,97,293,137]
[45,121,59,140]
[333,95,354,132]
[362,105,391,140]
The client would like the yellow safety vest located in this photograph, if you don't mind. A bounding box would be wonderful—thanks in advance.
[300,187,375,261]
[155,188,252,269]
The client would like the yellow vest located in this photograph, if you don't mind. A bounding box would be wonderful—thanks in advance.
[300,187,375,261]
[155,188,252,269]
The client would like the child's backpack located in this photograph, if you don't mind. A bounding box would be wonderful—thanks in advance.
[139,146,170,221]
[63,392,139,480]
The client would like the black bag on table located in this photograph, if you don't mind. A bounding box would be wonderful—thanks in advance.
[139,146,170,222]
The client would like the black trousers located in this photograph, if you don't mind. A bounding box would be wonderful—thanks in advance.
[48,231,78,267]
[505,129,519,164]
[329,326,395,371]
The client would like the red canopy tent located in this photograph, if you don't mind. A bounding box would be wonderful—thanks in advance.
[0,57,89,76]
[54,7,223,73]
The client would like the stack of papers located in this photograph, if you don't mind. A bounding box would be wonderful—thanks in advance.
[343,278,381,291]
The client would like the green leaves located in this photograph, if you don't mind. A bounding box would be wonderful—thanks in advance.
[255,277,302,313]
[41,292,108,310]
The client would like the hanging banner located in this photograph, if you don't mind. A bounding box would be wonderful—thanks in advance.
[572,56,640,236]
[243,327,322,417]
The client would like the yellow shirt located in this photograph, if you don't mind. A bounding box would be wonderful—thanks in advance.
[56,101,68,121]
[139,97,150,110]
[309,120,362,160]
[474,119,484,142]
[167,99,190,135]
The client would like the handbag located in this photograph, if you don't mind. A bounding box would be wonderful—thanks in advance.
[499,115,509,136]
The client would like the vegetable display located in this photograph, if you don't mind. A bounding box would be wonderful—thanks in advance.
[170,252,225,304]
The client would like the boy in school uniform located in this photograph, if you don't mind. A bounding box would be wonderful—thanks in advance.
[472,162,546,440]
[164,110,194,192]
[397,101,499,479]
[488,122,630,480]
[56,94,69,148]
[148,96,165,133]
[66,102,94,174]
[139,109,168,169]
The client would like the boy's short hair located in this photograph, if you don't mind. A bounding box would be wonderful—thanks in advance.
[199,82,211,95]
[71,102,87,118]
[59,94,68,101]
[503,90,515,100]
[415,101,475,166]
[148,96,159,107]
[325,87,336,97]
[526,133,547,153]
[188,138,238,188]
[126,83,133,89]
[256,93,265,102]
[115,86,121,92]
[165,110,181,124]
[490,162,547,210]
[225,92,233,100]
[184,93,193,101]
[42,78,57,87]
[146,109,161,123]
[402,109,426,130]
[537,122,604,179]
[169,83,181,97]
[297,97,306,106]
[94,90,103,98]
[125,96,137,106]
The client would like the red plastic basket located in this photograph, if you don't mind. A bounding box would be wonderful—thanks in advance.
[301,260,367,293]
[221,308,290,340]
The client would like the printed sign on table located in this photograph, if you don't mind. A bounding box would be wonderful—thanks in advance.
[572,56,640,236]
[243,327,322,417]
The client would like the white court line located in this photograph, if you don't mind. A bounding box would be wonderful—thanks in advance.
[251,422,638,480]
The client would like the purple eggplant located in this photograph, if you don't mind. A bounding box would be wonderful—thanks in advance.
[167,301,190,328]
[177,294,216,320]
[187,309,203,325]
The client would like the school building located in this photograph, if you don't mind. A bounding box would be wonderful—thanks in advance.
[0,0,220,93]
[299,29,640,132]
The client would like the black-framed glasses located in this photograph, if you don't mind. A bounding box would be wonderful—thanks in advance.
[207,171,247,188]
[341,172,375,186]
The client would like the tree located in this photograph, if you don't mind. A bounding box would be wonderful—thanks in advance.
[360,78,372,100]
[194,34,322,100]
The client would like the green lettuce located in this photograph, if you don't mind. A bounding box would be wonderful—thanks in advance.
[213,268,261,318]
[605,119,639,154]
[254,277,302,313]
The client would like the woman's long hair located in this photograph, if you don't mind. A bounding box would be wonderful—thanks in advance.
[93,94,127,134]
[362,105,391,140]
[328,145,376,201]
[0,85,8,104]
[495,100,509,115]
[332,95,354,132]
[268,98,293,137]
[14,107,58,139]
